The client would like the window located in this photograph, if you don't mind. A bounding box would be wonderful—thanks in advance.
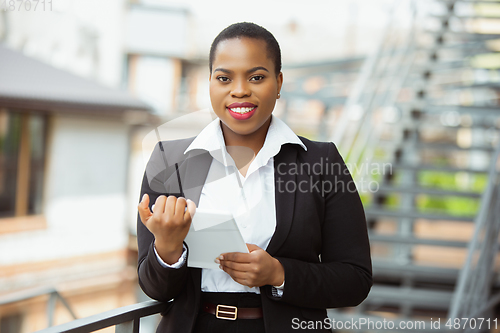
[0,109,48,219]
[0,313,23,333]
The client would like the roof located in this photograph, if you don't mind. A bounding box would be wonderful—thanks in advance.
[0,43,152,114]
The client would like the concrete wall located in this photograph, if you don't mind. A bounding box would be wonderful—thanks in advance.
[0,114,130,268]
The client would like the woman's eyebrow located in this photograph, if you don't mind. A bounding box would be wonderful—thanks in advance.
[213,66,270,74]
[214,68,231,74]
[247,66,269,73]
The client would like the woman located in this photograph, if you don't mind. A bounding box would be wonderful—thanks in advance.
[137,22,372,333]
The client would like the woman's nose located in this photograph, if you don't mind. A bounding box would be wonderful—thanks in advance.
[230,80,251,98]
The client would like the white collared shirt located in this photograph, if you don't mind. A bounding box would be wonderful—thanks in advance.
[155,114,306,294]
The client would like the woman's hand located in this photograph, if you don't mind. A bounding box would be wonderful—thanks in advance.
[138,194,196,265]
[217,244,285,288]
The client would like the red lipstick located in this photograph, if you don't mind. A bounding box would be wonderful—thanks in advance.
[226,102,257,120]
[227,102,256,108]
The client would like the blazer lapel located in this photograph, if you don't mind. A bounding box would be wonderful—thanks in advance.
[266,144,298,255]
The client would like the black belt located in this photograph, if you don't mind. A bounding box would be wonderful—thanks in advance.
[201,302,263,320]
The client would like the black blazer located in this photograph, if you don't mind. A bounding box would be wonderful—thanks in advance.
[137,135,372,333]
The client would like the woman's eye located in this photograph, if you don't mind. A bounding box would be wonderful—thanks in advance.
[250,75,264,81]
[217,76,230,82]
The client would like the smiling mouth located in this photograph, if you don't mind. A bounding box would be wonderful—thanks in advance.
[227,106,257,114]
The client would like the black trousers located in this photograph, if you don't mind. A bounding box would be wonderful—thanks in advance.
[192,292,266,333]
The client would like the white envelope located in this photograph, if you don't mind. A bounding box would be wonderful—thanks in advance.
[184,209,249,269]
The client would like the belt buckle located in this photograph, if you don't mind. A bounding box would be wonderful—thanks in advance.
[216,304,238,320]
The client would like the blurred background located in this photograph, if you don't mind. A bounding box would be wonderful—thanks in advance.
[0,0,499,332]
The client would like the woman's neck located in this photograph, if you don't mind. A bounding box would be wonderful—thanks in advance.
[220,117,272,177]
[220,117,271,155]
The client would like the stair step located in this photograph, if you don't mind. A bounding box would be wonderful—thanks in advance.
[369,234,468,248]
[434,0,500,3]
[422,104,500,115]
[425,30,500,40]
[431,14,500,20]
[420,44,497,54]
[372,260,461,282]
[416,142,495,152]
[365,208,475,222]
[413,120,499,130]
[327,310,446,332]
[375,185,482,198]
[390,163,488,174]
[418,43,497,53]
[379,140,496,152]
[432,82,500,90]
[426,28,500,36]
[413,60,469,72]
[365,285,453,310]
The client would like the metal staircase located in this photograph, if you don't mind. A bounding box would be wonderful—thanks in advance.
[345,0,499,329]
[282,0,500,330]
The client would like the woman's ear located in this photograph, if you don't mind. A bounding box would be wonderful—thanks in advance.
[277,72,283,98]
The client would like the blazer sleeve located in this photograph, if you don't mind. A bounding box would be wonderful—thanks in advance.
[269,142,372,309]
[136,143,189,302]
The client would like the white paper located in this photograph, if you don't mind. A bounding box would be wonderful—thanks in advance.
[184,209,249,269]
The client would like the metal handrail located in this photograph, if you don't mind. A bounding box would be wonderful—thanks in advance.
[328,1,399,149]
[0,286,77,327]
[448,139,500,320]
[349,2,418,178]
[35,300,168,333]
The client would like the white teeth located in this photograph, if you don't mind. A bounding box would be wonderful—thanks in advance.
[229,107,255,114]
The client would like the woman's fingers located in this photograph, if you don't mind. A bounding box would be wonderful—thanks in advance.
[220,252,252,263]
[222,266,250,279]
[220,260,252,273]
[185,199,196,220]
[164,195,177,218]
[221,264,258,288]
[138,195,196,254]
[152,195,167,221]
[143,195,195,224]
[218,245,282,287]
[174,197,187,218]
[137,193,152,223]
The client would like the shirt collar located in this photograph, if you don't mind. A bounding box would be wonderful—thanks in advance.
[184,114,307,169]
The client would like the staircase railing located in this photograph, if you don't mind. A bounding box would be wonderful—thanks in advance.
[35,300,168,333]
[329,0,500,327]
[448,139,500,323]
[0,286,77,328]
[329,0,403,156]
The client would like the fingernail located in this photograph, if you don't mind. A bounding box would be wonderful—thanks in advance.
[187,199,192,203]
[141,194,146,202]
[214,258,220,264]
[219,255,224,260]
[219,265,223,270]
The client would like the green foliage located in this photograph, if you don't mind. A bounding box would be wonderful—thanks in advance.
[418,170,486,192]
[359,192,371,206]
[416,195,480,216]
[415,171,485,216]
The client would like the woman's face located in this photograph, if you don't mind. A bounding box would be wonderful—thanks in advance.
[209,37,283,138]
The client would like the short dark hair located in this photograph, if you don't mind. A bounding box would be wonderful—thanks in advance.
[209,22,282,76]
